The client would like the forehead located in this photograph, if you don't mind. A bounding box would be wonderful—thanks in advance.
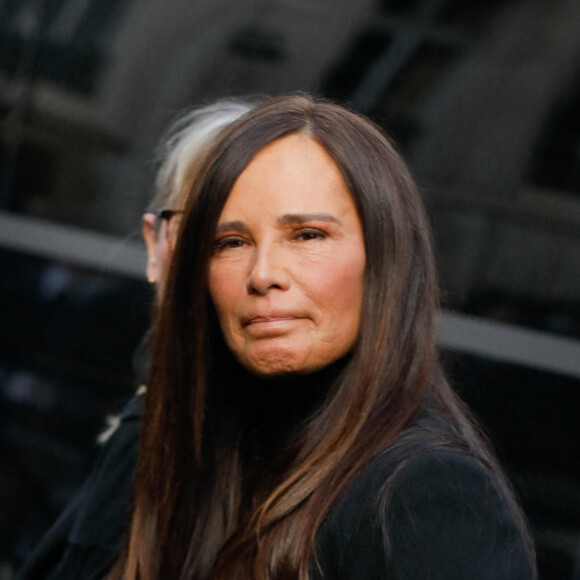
[221,134,355,218]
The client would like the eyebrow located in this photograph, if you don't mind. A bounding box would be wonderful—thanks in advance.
[216,213,341,233]
[277,213,341,226]
[216,220,247,234]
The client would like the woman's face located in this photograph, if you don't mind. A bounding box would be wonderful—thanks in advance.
[208,134,366,376]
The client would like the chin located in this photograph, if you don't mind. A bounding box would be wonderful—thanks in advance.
[241,346,312,376]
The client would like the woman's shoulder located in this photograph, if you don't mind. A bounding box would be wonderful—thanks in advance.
[315,446,536,580]
[318,445,499,547]
[371,445,502,501]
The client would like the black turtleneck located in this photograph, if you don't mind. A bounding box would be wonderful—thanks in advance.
[216,354,349,462]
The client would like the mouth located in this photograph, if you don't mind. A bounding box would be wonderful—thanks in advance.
[244,315,297,326]
[242,314,305,337]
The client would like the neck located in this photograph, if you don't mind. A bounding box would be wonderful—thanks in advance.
[216,354,349,462]
[241,356,347,417]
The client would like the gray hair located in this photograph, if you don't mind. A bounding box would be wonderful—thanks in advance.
[148,98,258,213]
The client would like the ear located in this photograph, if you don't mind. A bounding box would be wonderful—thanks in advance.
[143,213,159,283]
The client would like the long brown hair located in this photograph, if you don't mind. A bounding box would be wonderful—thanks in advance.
[113,94,533,579]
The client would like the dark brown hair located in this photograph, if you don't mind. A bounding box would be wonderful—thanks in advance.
[113,94,533,579]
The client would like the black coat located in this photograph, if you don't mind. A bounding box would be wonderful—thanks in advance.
[18,393,141,580]
[314,447,535,579]
[20,364,536,579]
[19,336,150,580]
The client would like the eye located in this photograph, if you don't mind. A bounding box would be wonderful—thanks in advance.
[295,228,327,241]
[214,237,246,251]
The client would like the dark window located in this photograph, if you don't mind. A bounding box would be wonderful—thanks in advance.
[322,29,394,104]
[0,0,132,94]
[529,76,580,195]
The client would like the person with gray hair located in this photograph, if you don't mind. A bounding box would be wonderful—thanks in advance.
[144,99,258,296]
[19,98,256,580]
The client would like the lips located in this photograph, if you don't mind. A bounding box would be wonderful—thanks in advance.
[242,314,305,337]
[244,315,296,326]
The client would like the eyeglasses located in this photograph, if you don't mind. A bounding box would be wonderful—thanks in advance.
[157,209,183,222]
[155,209,184,242]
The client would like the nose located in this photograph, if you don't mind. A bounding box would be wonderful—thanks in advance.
[246,243,290,295]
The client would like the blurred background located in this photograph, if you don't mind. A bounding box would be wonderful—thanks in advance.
[1,0,579,577]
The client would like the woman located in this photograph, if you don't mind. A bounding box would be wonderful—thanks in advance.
[113,94,536,579]
[19,99,255,580]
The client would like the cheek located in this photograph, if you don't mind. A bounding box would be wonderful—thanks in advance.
[154,240,173,294]
[306,253,365,319]
[159,242,172,271]
[209,263,242,325]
